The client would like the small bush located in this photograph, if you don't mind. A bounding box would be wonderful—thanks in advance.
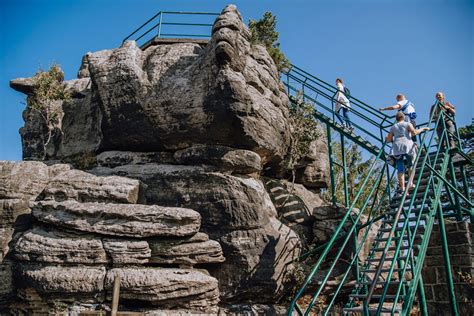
[27,64,70,154]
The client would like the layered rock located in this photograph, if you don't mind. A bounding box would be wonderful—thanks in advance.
[16,264,106,301]
[91,163,300,302]
[148,234,225,266]
[103,239,151,264]
[38,169,144,203]
[14,227,107,264]
[32,200,201,238]
[105,268,220,312]
[173,145,262,174]
[4,3,335,312]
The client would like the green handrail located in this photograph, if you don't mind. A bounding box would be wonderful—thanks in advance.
[368,101,445,313]
[122,11,219,46]
[287,142,389,315]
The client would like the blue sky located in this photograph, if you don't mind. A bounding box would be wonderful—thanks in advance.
[1,0,472,161]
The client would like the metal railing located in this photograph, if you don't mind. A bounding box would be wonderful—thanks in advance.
[283,64,395,157]
[122,11,219,47]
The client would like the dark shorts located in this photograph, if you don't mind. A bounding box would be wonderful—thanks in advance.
[394,154,413,174]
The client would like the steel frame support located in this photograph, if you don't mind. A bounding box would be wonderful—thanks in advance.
[437,204,459,316]
[327,125,337,206]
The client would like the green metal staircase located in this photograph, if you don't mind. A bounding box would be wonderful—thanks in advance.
[283,65,473,316]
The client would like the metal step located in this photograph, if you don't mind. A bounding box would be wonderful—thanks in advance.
[366,255,409,262]
[343,306,400,314]
[373,245,418,252]
[375,235,422,243]
[384,206,430,217]
[380,225,424,233]
[361,267,412,273]
[349,294,398,300]
[359,280,406,286]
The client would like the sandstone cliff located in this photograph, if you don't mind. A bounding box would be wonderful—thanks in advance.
[4,4,332,314]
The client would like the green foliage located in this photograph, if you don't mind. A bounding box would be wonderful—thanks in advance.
[285,96,321,172]
[30,64,69,110]
[325,141,394,212]
[458,121,473,159]
[249,12,290,72]
[27,64,70,150]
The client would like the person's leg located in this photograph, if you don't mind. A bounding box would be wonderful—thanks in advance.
[406,154,415,189]
[447,122,456,149]
[396,157,406,192]
[436,125,445,149]
[335,108,345,126]
[343,108,352,128]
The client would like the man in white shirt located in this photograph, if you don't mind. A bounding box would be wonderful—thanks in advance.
[380,94,418,141]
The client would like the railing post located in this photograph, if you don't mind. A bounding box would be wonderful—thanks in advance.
[340,134,349,208]
[436,203,459,316]
[157,12,163,37]
[327,125,337,206]
[448,158,462,221]
[417,276,428,316]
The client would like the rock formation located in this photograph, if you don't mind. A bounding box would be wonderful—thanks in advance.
[4,4,334,315]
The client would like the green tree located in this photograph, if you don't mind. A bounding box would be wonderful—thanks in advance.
[325,141,393,212]
[458,120,473,159]
[249,12,290,72]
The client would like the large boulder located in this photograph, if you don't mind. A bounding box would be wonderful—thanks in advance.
[32,200,201,238]
[11,5,290,165]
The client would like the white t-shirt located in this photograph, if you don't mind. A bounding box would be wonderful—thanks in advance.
[335,82,351,110]
[397,99,415,121]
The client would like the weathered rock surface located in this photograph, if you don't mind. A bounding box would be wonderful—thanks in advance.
[0,161,49,200]
[38,169,144,203]
[217,217,300,301]
[0,199,31,260]
[97,151,175,168]
[174,145,261,174]
[148,236,225,265]
[11,5,290,165]
[14,227,107,264]
[33,200,201,237]
[105,268,219,311]
[91,164,274,233]
[295,136,330,189]
[0,261,13,305]
[17,264,106,300]
[103,239,151,264]
[264,178,324,246]
[91,163,300,302]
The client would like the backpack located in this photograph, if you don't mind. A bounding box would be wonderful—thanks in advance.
[343,86,351,98]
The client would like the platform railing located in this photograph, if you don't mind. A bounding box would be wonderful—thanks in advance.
[122,11,219,46]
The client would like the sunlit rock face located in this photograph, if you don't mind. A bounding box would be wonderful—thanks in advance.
[12,5,290,166]
[6,4,333,313]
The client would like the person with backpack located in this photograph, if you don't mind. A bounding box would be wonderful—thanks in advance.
[334,78,353,130]
[379,94,418,142]
[386,112,430,194]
